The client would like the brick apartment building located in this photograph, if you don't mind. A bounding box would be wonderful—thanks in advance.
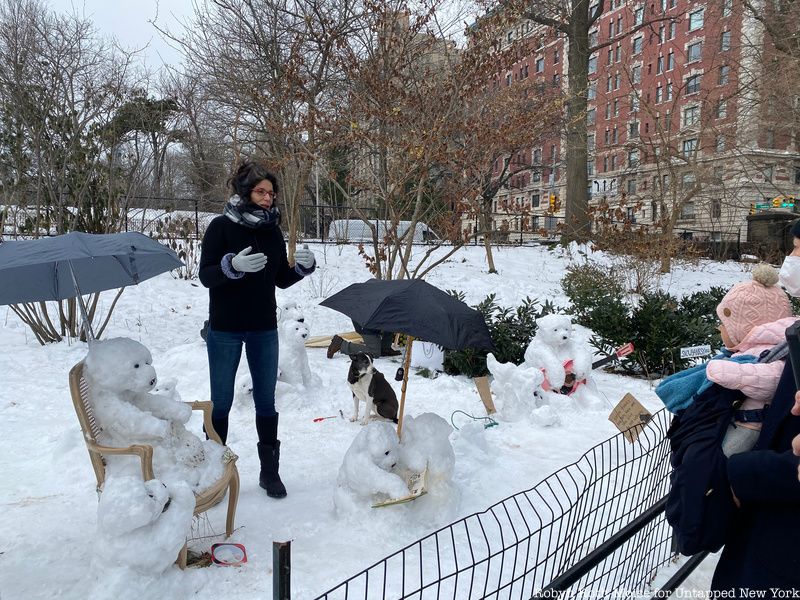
[486,0,800,242]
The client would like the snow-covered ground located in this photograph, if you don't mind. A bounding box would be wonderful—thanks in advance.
[0,242,750,599]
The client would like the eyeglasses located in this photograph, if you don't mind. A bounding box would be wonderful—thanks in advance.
[252,188,277,198]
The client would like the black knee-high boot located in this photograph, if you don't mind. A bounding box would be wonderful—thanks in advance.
[255,414,287,498]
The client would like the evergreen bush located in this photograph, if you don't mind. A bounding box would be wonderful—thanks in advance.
[442,293,556,377]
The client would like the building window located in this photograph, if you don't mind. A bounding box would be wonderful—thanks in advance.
[605,102,611,119]
[651,201,659,220]
[613,98,620,117]
[611,154,617,170]
[722,0,732,17]
[532,194,540,207]
[607,47,613,65]
[615,44,622,62]
[682,138,698,157]
[589,29,598,46]
[763,165,774,182]
[587,82,597,100]
[716,99,727,118]
[632,36,643,54]
[586,108,596,125]
[711,198,722,218]
[667,50,675,70]
[588,56,597,74]
[617,16,623,35]
[686,74,701,95]
[794,165,800,185]
[659,24,665,43]
[536,57,545,72]
[656,83,663,103]
[715,135,726,152]
[719,65,730,85]
[627,178,638,194]
[681,172,696,189]
[506,72,513,86]
[681,201,696,220]
[630,121,640,138]
[628,148,639,166]
[533,148,542,163]
[631,94,640,111]
[657,55,664,73]
[588,161,595,176]
[683,105,700,126]
[603,156,609,172]
[553,73,561,86]
[604,128,610,144]
[634,7,644,24]
[688,9,704,31]
[666,81,673,101]
[606,75,613,92]
[588,134,595,152]
[687,41,702,62]
[612,126,619,143]
[720,31,731,51]
[632,65,642,83]
[615,72,621,89]
[608,20,613,38]
[669,21,677,39]
[766,129,775,148]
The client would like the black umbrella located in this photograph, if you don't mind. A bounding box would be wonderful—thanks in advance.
[0,231,183,339]
[321,278,493,435]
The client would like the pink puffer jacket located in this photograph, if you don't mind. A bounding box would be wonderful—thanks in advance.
[706,317,799,410]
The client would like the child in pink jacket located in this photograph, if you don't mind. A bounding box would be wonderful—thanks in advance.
[706,264,796,456]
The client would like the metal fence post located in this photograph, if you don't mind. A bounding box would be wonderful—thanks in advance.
[273,540,291,599]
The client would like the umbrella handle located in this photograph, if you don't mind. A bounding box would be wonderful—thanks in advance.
[396,336,414,440]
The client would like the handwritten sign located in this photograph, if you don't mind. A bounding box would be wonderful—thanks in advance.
[608,393,653,443]
[679,344,712,359]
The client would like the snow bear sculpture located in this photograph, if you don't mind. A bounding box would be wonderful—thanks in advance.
[523,314,592,393]
[398,413,455,489]
[277,319,320,387]
[334,422,409,515]
[83,337,225,491]
[88,476,195,600]
[277,300,305,325]
[486,353,555,422]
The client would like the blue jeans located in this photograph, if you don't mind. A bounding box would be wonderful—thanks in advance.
[207,328,279,419]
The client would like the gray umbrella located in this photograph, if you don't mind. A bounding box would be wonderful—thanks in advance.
[0,231,183,338]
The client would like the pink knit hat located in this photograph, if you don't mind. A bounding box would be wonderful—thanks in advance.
[716,264,791,348]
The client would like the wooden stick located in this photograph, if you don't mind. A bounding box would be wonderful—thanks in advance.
[396,335,415,440]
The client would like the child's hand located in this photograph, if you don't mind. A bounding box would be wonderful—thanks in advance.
[793,391,800,416]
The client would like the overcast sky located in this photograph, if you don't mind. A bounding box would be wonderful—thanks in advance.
[45,0,192,68]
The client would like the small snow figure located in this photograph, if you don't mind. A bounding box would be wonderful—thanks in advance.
[84,337,226,491]
[524,314,592,395]
[277,319,321,387]
[277,300,305,324]
[88,476,195,600]
[333,422,409,515]
[486,353,546,421]
[398,413,455,490]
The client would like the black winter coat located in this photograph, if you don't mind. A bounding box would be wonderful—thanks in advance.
[710,360,800,596]
[199,215,303,332]
[666,384,743,556]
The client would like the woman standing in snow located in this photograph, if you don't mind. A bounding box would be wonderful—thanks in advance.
[199,161,315,499]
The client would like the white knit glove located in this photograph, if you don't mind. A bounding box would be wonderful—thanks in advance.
[294,244,316,269]
[231,246,267,273]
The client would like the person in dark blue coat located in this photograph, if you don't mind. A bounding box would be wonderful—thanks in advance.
[199,162,316,499]
[710,359,800,595]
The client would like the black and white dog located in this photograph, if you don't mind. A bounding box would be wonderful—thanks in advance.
[347,352,399,425]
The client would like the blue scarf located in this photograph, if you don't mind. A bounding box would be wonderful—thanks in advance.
[655,352,758,413]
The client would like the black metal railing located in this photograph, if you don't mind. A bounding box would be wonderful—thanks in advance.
[314,409,680,599]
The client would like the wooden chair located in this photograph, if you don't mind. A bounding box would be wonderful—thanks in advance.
[69,361,240,568]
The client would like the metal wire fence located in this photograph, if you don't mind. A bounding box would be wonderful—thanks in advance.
[314,409,675,600]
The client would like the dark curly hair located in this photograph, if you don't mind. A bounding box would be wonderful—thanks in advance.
[228,161,279,204]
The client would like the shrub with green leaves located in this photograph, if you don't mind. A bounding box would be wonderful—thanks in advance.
[561,263,632,348]
[562,267,724,378]
[442,293,556,377]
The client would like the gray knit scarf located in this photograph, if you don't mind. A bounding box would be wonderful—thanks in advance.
[224,195,281,230]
